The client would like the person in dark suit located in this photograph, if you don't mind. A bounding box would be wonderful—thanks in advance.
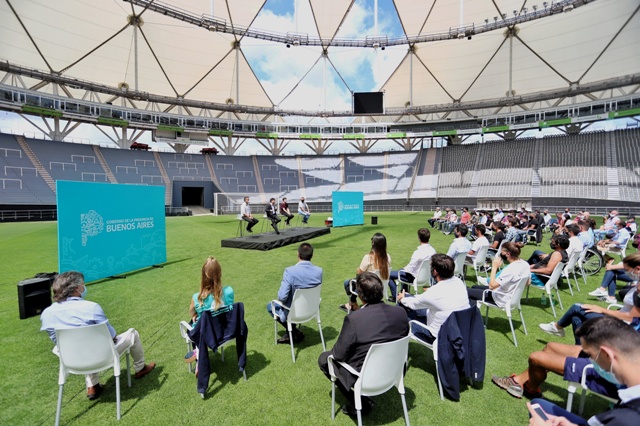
[318,272,409,417]
[265,197,281,234]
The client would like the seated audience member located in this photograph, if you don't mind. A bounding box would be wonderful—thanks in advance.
[265,197,282,234]
[389,228,436,299]
[596,221,630,254]
[493,209,504,222]
[435,207,451,229]
[298,197,311,223]
[443,209,459,234]
[504,217,521,243]
[279,197,295,225]
[466,224,489,263]
[526,210,544,244]
[540,270,640,343]
[565,224,584,258]
[542,210,552,226]
[627,215,637,234]
[318,272,409,418]
[489,221,507,250]
[493,296,640,401]
[267,243,323,344]
[577,220,595,249]
[40,272,156,400]
[528,234,570,287]
[341,233,391,312]
[589,252,640,303]
[446,224,472,261]
[527,316,640,426]
[468,242,529,305]
[595,209,621,241]
[549,212,564,233]
[189,257,235,324]
[460,207,471,225]
[428,207,442,228]
[397,254,470,343]
[478,210,488,225]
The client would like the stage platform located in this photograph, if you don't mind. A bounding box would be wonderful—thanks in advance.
[221,226,331,251]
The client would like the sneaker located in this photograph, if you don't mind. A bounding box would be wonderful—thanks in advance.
[600,296,617,304]
[522,382,543,399]
[589,288,608,297]
[539,322,565,337]
[491,374,523,398]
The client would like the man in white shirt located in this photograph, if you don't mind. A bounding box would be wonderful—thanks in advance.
[240,196,259,233]
[542,210,552,225]
[494,209,504,222]
[595,210,621,241]
[466,224,489,264]
[428,208,442,228]
[447,224,472,260]
[389,228,436,300]
[577,220,594,249]
[298,197,311,224]
[397,254,470,343]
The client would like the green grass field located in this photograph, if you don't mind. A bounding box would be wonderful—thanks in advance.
[0,212,614,425]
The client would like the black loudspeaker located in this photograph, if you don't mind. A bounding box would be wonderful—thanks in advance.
[18,277,52,319]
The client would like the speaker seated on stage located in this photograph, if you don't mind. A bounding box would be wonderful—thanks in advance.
[279,197,295,226]
[267,243,323,344]
[298,197,311,224]
[240,196,259,233]
[265,197,282,235]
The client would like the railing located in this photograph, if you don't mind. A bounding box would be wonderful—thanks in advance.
[0,209,57,221]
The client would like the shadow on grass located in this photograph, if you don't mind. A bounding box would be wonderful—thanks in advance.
[311,226,376,249]
[273,325,340,360]
[483,316,527,346]
[199,349,269,399]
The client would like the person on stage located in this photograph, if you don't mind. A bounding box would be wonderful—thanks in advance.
[298,197,311,224]
[265,197,282,234]
[241,196,259,233]
[279,197,294,225]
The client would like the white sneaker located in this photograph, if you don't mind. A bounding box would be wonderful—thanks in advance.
[600,296,617,304]
[539,322,565,337]
[588,288,608,297]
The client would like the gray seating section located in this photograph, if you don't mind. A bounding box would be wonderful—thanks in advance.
[0,134,55,204]
[437,144,479,198]
[344,152,417,200]
[99,146,164,185]
[476,140,535,198]
[615,128,640,201]
[210,155,257,193]
[26,138,108,184]
[257,156,299,194]
[157,152,212,182]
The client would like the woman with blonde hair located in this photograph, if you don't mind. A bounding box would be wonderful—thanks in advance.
[189,256,234,324]
[340,233,391,312]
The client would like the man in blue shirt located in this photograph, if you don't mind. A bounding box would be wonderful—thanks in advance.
[267,243,323,344]
[40,271,156,400]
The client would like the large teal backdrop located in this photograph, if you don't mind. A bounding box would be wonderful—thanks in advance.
[332,191,364,227]
[56,181,166,282]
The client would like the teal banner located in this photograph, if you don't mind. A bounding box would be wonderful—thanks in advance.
[57,181,166,282]
[332,191,364,227]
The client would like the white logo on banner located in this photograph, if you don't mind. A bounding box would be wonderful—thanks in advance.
[338,201,360,213]
[81,210,104,246]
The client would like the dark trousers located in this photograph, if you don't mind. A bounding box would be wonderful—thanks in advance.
[242,216,259,231]
[318,351,357,405]
[267,215,281,232]
[281,211,294,225]
[467,285,495,304]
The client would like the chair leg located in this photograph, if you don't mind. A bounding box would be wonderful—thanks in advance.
[550,291,557,318]
[565,275,574,296]
[566,382,578,412]
[484,305,489,327]
[434,358,444,401]
[400,393,410,426]
[187,341,192,373]
[317,318,326,351]
[556,289,564,310]
[55,384,64,426]
[220,345,225,362]
[578,389,587,415]
[331,380,336,420]
[274,318,278,345]
[519,308,528,335]
[242,370,247,381]
[356,409,363,426]
[508,317,518,347]
[289,329,296,363]
[115,374,121,420]
[573,273,580,292]
[126,352,132,387]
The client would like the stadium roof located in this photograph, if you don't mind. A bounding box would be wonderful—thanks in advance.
[1,0,639,125]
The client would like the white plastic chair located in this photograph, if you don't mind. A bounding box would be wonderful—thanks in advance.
[476,276,529,347]
[408,321,444,400]
[465,245,489,281]
[598,232,634,260]
[398,258,431,294]
[271,285,325,363]
[54,323,132,425]
[327,335,410,426]
[565,364,618,415]
[562,251,582,296]
[526,261,566,317]
[453,252,466,284]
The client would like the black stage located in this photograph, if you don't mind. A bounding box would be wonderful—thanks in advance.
[221,226,331,251]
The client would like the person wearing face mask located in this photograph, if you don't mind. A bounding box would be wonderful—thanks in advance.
[527,316,640,426]
[40,271,156,400]
[492,290,640,401]
[588,252,640,304]
[396,254,469,344]
[529,234,570,287]
[467,242,529,306]
[539,253,640,343]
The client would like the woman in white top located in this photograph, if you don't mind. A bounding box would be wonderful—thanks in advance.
[341,233,391,312]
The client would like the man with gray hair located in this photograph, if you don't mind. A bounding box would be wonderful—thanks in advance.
[40,271,156,400]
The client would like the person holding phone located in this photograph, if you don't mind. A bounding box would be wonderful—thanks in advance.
[525,316,640,426]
